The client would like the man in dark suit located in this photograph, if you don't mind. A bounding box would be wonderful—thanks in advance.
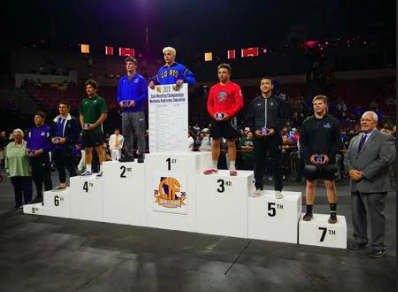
[344,111,396,258]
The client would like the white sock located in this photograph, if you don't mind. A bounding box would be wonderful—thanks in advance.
[100,164,103,172]
[86,164,92,172]
[229,161,236,170]
[212,160,218,169]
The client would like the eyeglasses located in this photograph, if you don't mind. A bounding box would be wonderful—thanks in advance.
[360,119,375,123]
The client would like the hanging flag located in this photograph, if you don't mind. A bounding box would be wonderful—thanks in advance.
[241,47,259,58]
[105,46,114,55]
[80,44,90,54]
[227,49,235,59]
[204,52,212,62]
[119,47,135,57]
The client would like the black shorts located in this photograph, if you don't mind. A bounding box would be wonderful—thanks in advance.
[210,117,239,139]
[81,131,104,148]
[303,164,337,181]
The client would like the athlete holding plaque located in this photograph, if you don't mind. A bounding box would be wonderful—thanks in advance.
[79,79,108,177]
[246,77,286,198]
[204,64,243,176]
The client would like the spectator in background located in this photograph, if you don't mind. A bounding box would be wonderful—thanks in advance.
[336,98,347,113]
[149,47,196,89]
[0,131,9,169]
[108,128,124,161]
[188,129,195,151]
[26,111,53,203]
[198,128,212,152]
[5,129,33,210]
[239,132,254,170]
[51,101,79,191]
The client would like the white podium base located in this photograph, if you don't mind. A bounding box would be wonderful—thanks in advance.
[248,191,301,244]
[145,152,211,232]
[102,161,146,226]
[70,175,104,222]
[196,170,254,238]
[23,203,47,215]
[299,213,347,249]
[43,189,71,218]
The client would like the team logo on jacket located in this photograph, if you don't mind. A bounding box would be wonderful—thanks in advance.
[324,123,331,128]
[154,177,186,208]
[218,91,227,102]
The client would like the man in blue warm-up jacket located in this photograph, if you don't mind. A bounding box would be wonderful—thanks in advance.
[149,46,196,89]
[117,57,148,163]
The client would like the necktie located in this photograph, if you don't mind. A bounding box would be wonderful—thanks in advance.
[115,135,119,148]
[358,134,367,153]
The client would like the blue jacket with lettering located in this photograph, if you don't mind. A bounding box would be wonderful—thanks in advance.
[117,73,148,113]
[151,62,196,87]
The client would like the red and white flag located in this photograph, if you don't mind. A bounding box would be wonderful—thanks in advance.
[119,47,135,57]
[105,46,114,55]
[227,49,235,59]
[241,47,259,58]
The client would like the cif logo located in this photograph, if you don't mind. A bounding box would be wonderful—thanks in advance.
[156,86,162,93]
[154,177,186,208]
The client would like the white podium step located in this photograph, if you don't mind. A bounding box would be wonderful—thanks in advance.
[196,170,254,238]
[248,191,302,244]
[70,175,104,222]
[145,152,211,232]
[299,214,347,249]
[43,189,71,218]
[23,203,47,215]
[102,161,146,226]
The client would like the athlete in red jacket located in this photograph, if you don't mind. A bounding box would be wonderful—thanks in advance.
[204,64,243,176]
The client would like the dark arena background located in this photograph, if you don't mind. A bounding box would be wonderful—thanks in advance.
[0,0,396,291]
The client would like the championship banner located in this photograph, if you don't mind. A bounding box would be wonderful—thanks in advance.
[152,172,188,214]
[148,83,188,153]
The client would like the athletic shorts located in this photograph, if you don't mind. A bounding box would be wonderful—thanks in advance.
[303,164,337,181]
[81,131,104,148]
[210,117,239,139]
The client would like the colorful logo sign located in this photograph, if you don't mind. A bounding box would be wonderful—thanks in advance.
[154,176,186,208]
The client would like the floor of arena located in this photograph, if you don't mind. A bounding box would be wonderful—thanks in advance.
[0,169,395,292]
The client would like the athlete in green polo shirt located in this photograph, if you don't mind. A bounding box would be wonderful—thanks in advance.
[79,79,108,177]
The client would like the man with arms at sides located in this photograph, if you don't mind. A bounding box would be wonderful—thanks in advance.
[26,111,53,203]
[246,77,286,199]
[299,95,342,224]
[117,57,147,162]
[108,128,124,161]
[51,101,80,190]
[204,63,243,176]
[148,46,195,89]
[79,79,108,177]
[344,111,396,258]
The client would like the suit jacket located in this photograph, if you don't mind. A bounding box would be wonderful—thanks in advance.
[344,129,396,193]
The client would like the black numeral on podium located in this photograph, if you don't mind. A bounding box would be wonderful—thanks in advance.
[83,181,89,193]
[54,196,59,206]
[166,158,177,170]
[319,227,327,242]
[120,166,126,178]
[268,202,276,217]
[217,179,225,193]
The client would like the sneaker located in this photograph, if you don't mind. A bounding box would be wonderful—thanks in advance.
[119,155,134,163]
[348,242,368,250]
[81,170,92,176]
[251,189,263,197]
[204,168,218,175]
[31,196,43,204]
[303,213,313,221]
[96,171,103,178]
[368,249,386,258]
[328,213,338,224]
[229,169,238,176]
[137,154,144,163]
[13,205,22,211]
[275,190,283,199]
[52,185,66,192]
